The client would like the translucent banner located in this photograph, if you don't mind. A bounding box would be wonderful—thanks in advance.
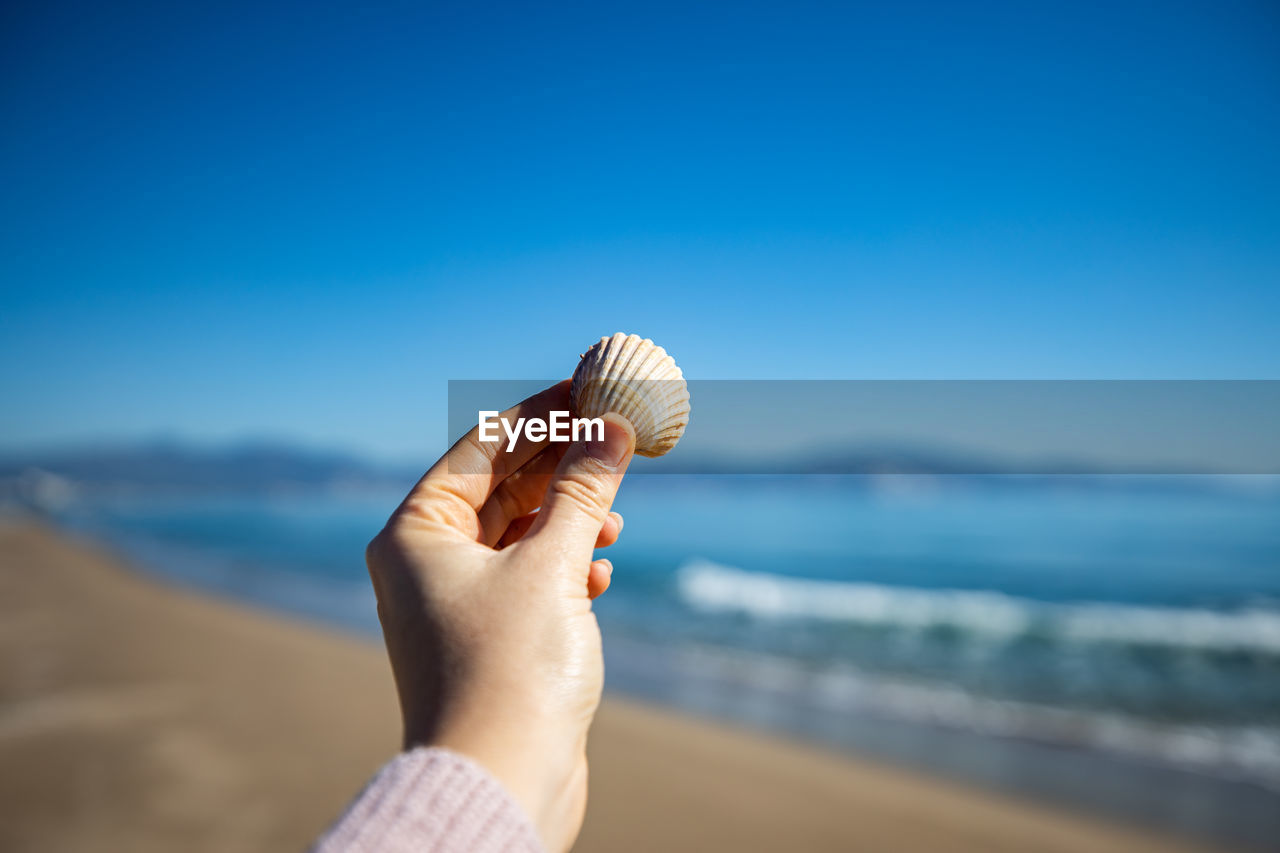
[447,380,1280,475]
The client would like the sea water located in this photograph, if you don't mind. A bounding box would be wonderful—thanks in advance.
[56,475,1280,848]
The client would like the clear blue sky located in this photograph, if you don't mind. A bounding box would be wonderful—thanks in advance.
[2,0,1278,461]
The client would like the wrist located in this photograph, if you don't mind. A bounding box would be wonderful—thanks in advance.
[426,703,583,849]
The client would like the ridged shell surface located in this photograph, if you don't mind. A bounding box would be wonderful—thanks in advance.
[570,333,690,457]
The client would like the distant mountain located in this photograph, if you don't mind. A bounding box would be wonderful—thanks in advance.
[634,444,1012,475]
[1,440,1271,512]
[636,443,1226,477]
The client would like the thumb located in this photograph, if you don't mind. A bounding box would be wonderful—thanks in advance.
[526,413,635,562]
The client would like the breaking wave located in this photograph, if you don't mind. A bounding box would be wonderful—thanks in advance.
[677,559,1280,655]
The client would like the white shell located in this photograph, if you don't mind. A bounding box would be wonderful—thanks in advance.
[571,333,690,457]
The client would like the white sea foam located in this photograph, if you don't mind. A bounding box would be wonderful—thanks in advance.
[677,559,1280,654]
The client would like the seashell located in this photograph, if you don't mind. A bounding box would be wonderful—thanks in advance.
[571,333,691,457]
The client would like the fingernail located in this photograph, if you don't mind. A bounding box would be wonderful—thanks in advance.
[586,418,631,467]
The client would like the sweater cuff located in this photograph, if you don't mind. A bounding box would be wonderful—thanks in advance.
[310,746,545,853]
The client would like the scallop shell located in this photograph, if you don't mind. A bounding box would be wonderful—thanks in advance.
[570,333,691,457]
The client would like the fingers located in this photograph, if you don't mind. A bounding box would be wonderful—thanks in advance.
[524,414,636,563]
[598,511,624,548]
[496,512,539,550]
[476,443,567,547]
[497,511,623,550]
[588,558,613,599]
[399,381,572,527]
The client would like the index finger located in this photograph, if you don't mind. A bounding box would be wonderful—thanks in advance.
[399,380,572,523]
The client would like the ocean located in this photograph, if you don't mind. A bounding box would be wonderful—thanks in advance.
[54,475,1280,849]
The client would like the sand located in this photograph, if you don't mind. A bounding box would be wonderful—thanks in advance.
[0,522,1218,852]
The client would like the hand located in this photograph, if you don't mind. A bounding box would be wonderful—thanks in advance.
[365,381,635,852]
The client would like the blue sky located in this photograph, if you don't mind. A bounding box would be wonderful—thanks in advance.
[2,0,1278,461]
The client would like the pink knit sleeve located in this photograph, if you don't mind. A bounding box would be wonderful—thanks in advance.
[310,747,544,853]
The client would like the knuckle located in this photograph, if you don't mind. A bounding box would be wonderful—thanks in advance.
[367,519,414,566]
[462,430,501,465]
[550,472,612,518]
[400,487,472,531]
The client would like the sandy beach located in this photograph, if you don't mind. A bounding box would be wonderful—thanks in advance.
[0,521,1218,852]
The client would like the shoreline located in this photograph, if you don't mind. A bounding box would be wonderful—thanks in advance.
[0,521,1221,851]
[67,506,1280,848]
